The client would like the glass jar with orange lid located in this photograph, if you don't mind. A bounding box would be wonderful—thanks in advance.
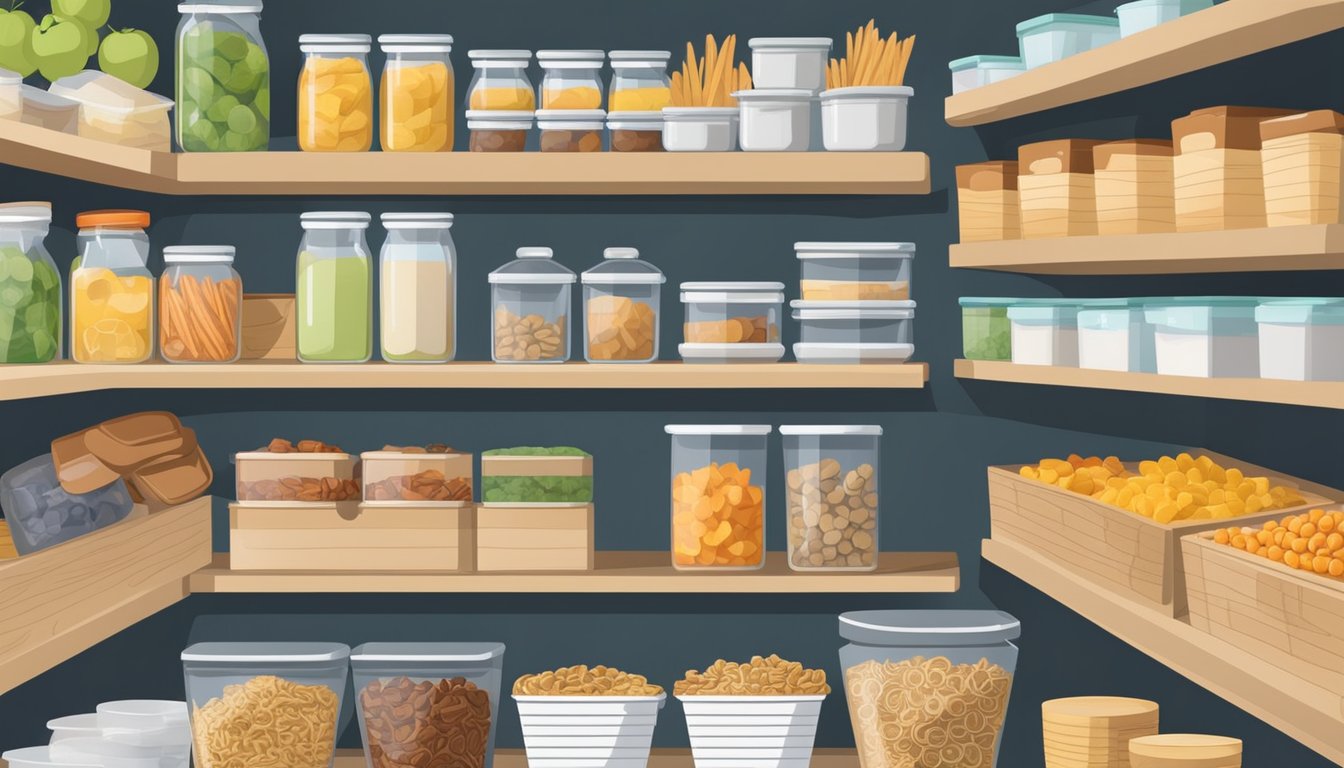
[298,34,374,152]
[71,210,155,364]
[378,34,455,152]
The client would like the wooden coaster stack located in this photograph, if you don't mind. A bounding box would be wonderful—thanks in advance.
[1043,696,1160,768]
[1129,734,1242,768]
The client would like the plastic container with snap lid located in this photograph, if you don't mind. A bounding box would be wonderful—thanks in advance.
[298,34,374,152]
[1145,297,1259,378]
[608,50,671,112]
[233,445,359,502]
[351,642,506,768]
[666,424,770,570]
[49,70,175,151]
[796,241,914,301]
[537,109,606,152]
[1008,299,1080,367]
[466,50,535,110]
[821,86,912,151]
[781,426,881,571]
[71,210,154,364]
[96,700,189,730]
[21,86,78,133]
[0,202,61,363]
[662,107,738,151]
[2,747,100,768]
[735,89,812,151]
[159,246,242,364]
[582,247,665,363]
[0,67,21,121]
[378,35,455,152]
[297,211,373,363]
[680,281,785,363]
[1255,298,1344,381]
[838,610,1020,768]
[181,642,350,768]
[791,301,914,364]
[1078,298,1156,373]
[379,212,457,363]
[490,247,576,363]
[1116,0,1214,37]
[1016,14,1121,69]
[0,454,133,555]
[748,38,832,91]
[361,447,472,502]
[608,111,663,152]
[959,297,1014,361]
[467,110,533,151]
[538,50,605,110]
[175,3,270,152]
[948,55,1026,94]
[46,714,105,744]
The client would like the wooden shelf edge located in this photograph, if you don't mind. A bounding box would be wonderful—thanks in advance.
[982,537,1344,764]
[332,749,859,768]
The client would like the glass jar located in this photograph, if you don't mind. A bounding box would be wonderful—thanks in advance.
[176,2,270,152]
[467,111,532,152]
[379,34,454,153]
[71,210,154,364]
[666,424,770,570]
[298,34,373,152]
[838,610,1020,768]
[608,111,664,152]
[537,50,605,110]
[537,110,605,152]
[581,247,664,363]
[296,211,372,362]
[159,246,242,364]
[489,247,575,363]
[780,425,880,571]
[608,51,671,112]
[0,202,61,364]
[380,212,456,363]
[466,50,535,111]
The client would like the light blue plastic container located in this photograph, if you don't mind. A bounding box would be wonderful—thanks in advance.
[1077,298,1157,373]
[1143,297,1259,378]
[948,55,1026,94]
[1007,299,1080,367]
[1016,14,1121,69]
[1116,0,1215,38]
[1255,298,1344,382]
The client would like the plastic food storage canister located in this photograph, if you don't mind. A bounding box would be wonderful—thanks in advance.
[821,86,913,152]
[467,111,532,152]
[791,301,914,364]
[21,86,78,133]
[1016,14,1120,69]
[159,246,242,364]
[233,446,360,501]
[948,55,1026,94]
[735,89,812,152]
[666,424,770,570]
[781,425,881,570]
[608,50,671,111]
[71,210,154,364]
[796,241,914,301]
[0,453,133,555]
[839,610,1020,768]
[175,2,270,152]
[361,449,472,502]
[680,281,785,363]
[466,50,535,110]
[748,38,832,91]
[3,748,100,768]
[608,111,664,152]
[490,247,576,363]
[1008,300,1079,367]
[537,110,605,152]
[1078,298,1156,373]
[379,212,456,363]
[378,35,454,153]
[1117,0,1213,37]
[1256,298,1344,382]
[181,642,349,768]
[0,202,61,363]
[959,298,1013,361]
[49,70,175,152]
[662,107,738,151]
[537,50,605,110]
[581,247,664,363]
[1144,297,1259,378]
[296,211,373,363]
[0,67,21,121]
[351,643,506,768]
[298,34,373,152]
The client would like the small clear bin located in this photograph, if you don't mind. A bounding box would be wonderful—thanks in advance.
[467,110,532,152]
[181,642,349,768]
[466,50,535,110]
[791,301,914,364]
[22,85,79,133]
[781,425,881,571]
[948,55,1026,94]
[490,247,576,363]
[361,449,473,502]
[49,70,175,151]
[608,111,664,152]
[537,109,605,152]
[1117,0,1213,37]
[839,610,1020,768]
[1016,13,1120,69]
[0,453,133,555]
[537,50,605,110]
[480,447,593,503]
[820,86,913,152]
[666,424,770,570]
[233,449,360,502]
[1008,300,1079,367]
[0,67,20,121]
[1255,298,1344,382]
[1145,297,1259,378]
[582,247,665,363]
[795,241,914,301]
[748,38,832,91]
[608,51,671,112]
[680,281,784,363]
[1078,298,1156,373]
[351,642,506,768]
[959,297,1013,361]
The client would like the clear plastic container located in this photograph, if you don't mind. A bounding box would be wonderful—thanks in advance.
[1256,298,1344,382]
[0,453,134,555]
[49,70,174,151]
[2,748,100,768]
[21,86,78,133]
[581,247,664,363]
[48,738,175,768]
[680,281,784,363]
[608,51,671,112]
[821,86,913,152]
[159,246,242,364]
[1008,300,1079,367]
[379,212,456,363]
[537,50,605,110]
[480,447,593,503]
[0,67,21,121]
[537,109,605,152]
[608,111,664,152]
[176,2,270,152]
[781,425,880,571]
[466,110,532,152]
[791,301,914,364]
[1078,298,1155,373]
[749,38,832,91]
[466,50,535,110]
[96,700,189,730]
[735,89,813,152]
[489,247,576,363]
[296,211,373,363]
[0,202,61,363]
[838,610,1020,768]
[959,298,1013,361]
[351,642,506,768]
[1016,13,1121,69]
[666,424,770,570]
[298,34,373,152]
[71,210,154,364]
[662,107,738,152]
[948,55,1026,94]
[233,448,360,502]
[378,35,454,153]
[1117,0,1213,37]
[795,242,914,301]
[181,642,349,768]
[361,449,472,502]
[1144,297,1259,378]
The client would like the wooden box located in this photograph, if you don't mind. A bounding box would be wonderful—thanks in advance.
[956,161,1020,243]
[241,293,296,360]
[1260,110,1344,227]
[229,501,475,571]
[1094,139,1176,235]
[1018,139,1103,239]
[476,502,594,571]
[1183,529,1344,693]
[1172,106,1294,232]
[987,452,1333,616]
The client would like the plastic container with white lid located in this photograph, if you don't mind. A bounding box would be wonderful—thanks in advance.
[1116,0,1214,38]
[680,281,784,363]
[490,247,576,363]
[1077,298,1156,373]
[21,85,80,134]
[537,109,606,152]
[781,425,881,571]
[351,642,506,768]
[795,241,914,301]
[820,85,912,152]
[95,700,188,728]
[662,107,738,151]
[2,747,100,768]
[948,55,1026,94]
[49,71,175,151]
[467,110,534,151]
[608,50,671,112]
[582,247,665,363]
[1016,13,1121,69]
[792,301,914,364]
[666,424,770,570]
[0,67,21,121]
[538,50,605,110]
[748,38,832,91]
[1144,297,1259,378]
[467,50,535,111]
[838,610,1020,768]
[608,110,664,152]
[735,89,812,151]
[1256,297,1344,381]
[1008,300,1080,367]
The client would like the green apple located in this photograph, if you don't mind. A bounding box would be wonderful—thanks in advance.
[51,0,109,30]
[0,8,37,76]
[98,28,158,88]
[32,14,91,82]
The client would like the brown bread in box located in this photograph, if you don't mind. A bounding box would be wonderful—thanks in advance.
[1172,106,1296,232]
[956,161,1020,243]
[1260,110,1344,227]
[1017,139,1105,239]
[1093,139,1176,235]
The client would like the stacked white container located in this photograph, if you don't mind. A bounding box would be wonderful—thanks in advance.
[1144,297,1259,378]
[1255,298,1344,381]
[741,38,831,151]
[793,242,915,363]
[3,700,191,768]
[515,693,667,768]
[680,694,827,768]
[1008,300,1080,367]
[1077,298,1157,373]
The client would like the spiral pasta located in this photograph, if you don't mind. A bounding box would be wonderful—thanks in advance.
[191,674,341,768]
[844,657,1011,768]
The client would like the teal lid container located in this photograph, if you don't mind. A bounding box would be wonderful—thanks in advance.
[948,55,1025,72]
[1256,298,1344,325]
[1145,297,1259,334]
[1016,13,1122,35]
[1007,299,1081,325]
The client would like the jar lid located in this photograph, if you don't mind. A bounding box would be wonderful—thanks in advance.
[300,34,371,54]
[181,641,351,663]
[351,642,506,662]
[791,300,915,319]
[732,89,815,102]
[681,281,785,304]
[795,242,916,258]
[681,281,785,292]
[466,110,534,130]
[301,211,372,230]
[582,248,666,285]
[1,748,100,767]
[469,49,532,66]
[839,610,1022,646]
[609,50,672,65]
[958,296,1018,307]
[76,209,150,229]
[607,111,664,130]
[665,424,773,436]
[0,201,52,224]
[780,425,882,435]
[748,37,834,51]
[538,50,606,69]
[164,245,235,264]
[378,34,454,53]
[178,2,262,12]
[536,109,607,130]
[381,212,454,229]
[489,247,577,284]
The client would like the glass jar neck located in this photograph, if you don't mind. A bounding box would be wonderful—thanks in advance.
[302,227,370,253]
[79,228,150,270]
[384,228,452,247]
[0,224,49,252]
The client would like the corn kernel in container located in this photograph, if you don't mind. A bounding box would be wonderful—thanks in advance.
[298,35,374,152]
[467,50,535,110]
[378,35,455,153]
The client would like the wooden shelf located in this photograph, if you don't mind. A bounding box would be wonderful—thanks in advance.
[949,225,1344,275]
[984,537,1344,764]
[0,361,928,401]
[0,497,211,696]
[0,121,930,196]
[955,358,1344,410]
[189,551,960,594]
[332,749,859,768]
[945,0,1344,126]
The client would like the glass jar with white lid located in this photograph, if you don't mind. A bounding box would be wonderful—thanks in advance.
[296,211,373,363]
[581,247,665,363]
[176,2,270,152]
[466,50,535,111]
[537,50,605,110]
[0,202,60,364]
[159,245,243,364]
[378,34,455,152]
[489,247,576,363]
[607,51,671,112]
[298,34,373,152]
[380,212,456,363]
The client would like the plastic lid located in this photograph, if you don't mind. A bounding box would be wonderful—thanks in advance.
[796,242,916,259]
[300,34,371,54]
[948,54,1024,70]
[0,201,52,224]
[779,425,882,435]
[733,88,815,101]
[21,85,77,110]
[1144,295,1260,307]
[582,248,666,285]
[607,111,664,129]
[164,245,235,264]
[489,247,577,285]
[469,49,532,64]
[179,3,262,12]
[682,281,785,292]
[1017,13,1120,34]
[49,71,175,114]
[959,297,1017,307]
[839,610,1021,646]
[1,748,100,767]
[1256,298,1344,325]
[466,110,534,129]
[96,700,188,722]
[352,642,506,662]
[181,641,351,663]
[301,211,371,230]
[378,34,453,53]
[665,425,772,436]
[609,50,672,64]
[748,37,833,50]
[791,300,915,320]
[46,714,104,733]
[536,109,607,129]
[76,210,150,229]
[538,50,605,68]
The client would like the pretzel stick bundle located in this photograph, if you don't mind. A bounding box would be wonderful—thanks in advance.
[826,19,915,89]
[670,34,753,107]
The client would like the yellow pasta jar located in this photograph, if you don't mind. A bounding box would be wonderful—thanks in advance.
[378,34,455,152]
[298,34,374,152]
[71,210,155,364]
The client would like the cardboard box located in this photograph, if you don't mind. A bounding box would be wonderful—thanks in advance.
[241,294,296,361]
[1094,139,1175,235]
[1172,106,1295,232]
[1018,139,1104,239]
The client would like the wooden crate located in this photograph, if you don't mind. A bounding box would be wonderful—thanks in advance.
[476,503,594,571]
[1183,530,1344,693]
[988,451,1334,617]
[229,502,474,571]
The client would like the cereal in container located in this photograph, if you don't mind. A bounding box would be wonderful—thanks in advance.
[159,246,242,364]
[378,34,454,153]
[298,34,373,152]
[71,210,154,364]
[666,424,769,569]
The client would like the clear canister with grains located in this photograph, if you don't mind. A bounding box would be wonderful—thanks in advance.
[489,247,576,363]
[781,425,881,571]
[581,247,665,363]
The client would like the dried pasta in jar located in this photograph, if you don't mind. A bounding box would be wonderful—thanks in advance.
[190,675,341,768]
[298,35,374,152]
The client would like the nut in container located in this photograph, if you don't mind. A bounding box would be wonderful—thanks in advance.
[781,425,881,571]
[233,438,360,502]
[581,247,665,363]
[361,445,471,502]
[489,248,576,363]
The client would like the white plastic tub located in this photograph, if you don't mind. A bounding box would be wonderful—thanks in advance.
[1116,0,1214,37]
[735,90,812,152]
[49,739,164,768]
[680,695,826,768]
[2,747,100,768]
[681,281,785,363]
[948,55,1026,93]
[1077,299,1156,373]
[748,38,832,91]
[792,301,914,364]
[663,107,739,151]
[1256,298,1344,381]
[1145,298,1259,378]
[820,86,911,152]
[1008,301,1079,367]
[1016,14,1121,69]
[515,694,666,768]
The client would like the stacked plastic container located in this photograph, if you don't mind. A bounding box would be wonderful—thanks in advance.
[792,242,915,364]
[740,38,831,152]
[4,700,191,768]
[679,282,785,363]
